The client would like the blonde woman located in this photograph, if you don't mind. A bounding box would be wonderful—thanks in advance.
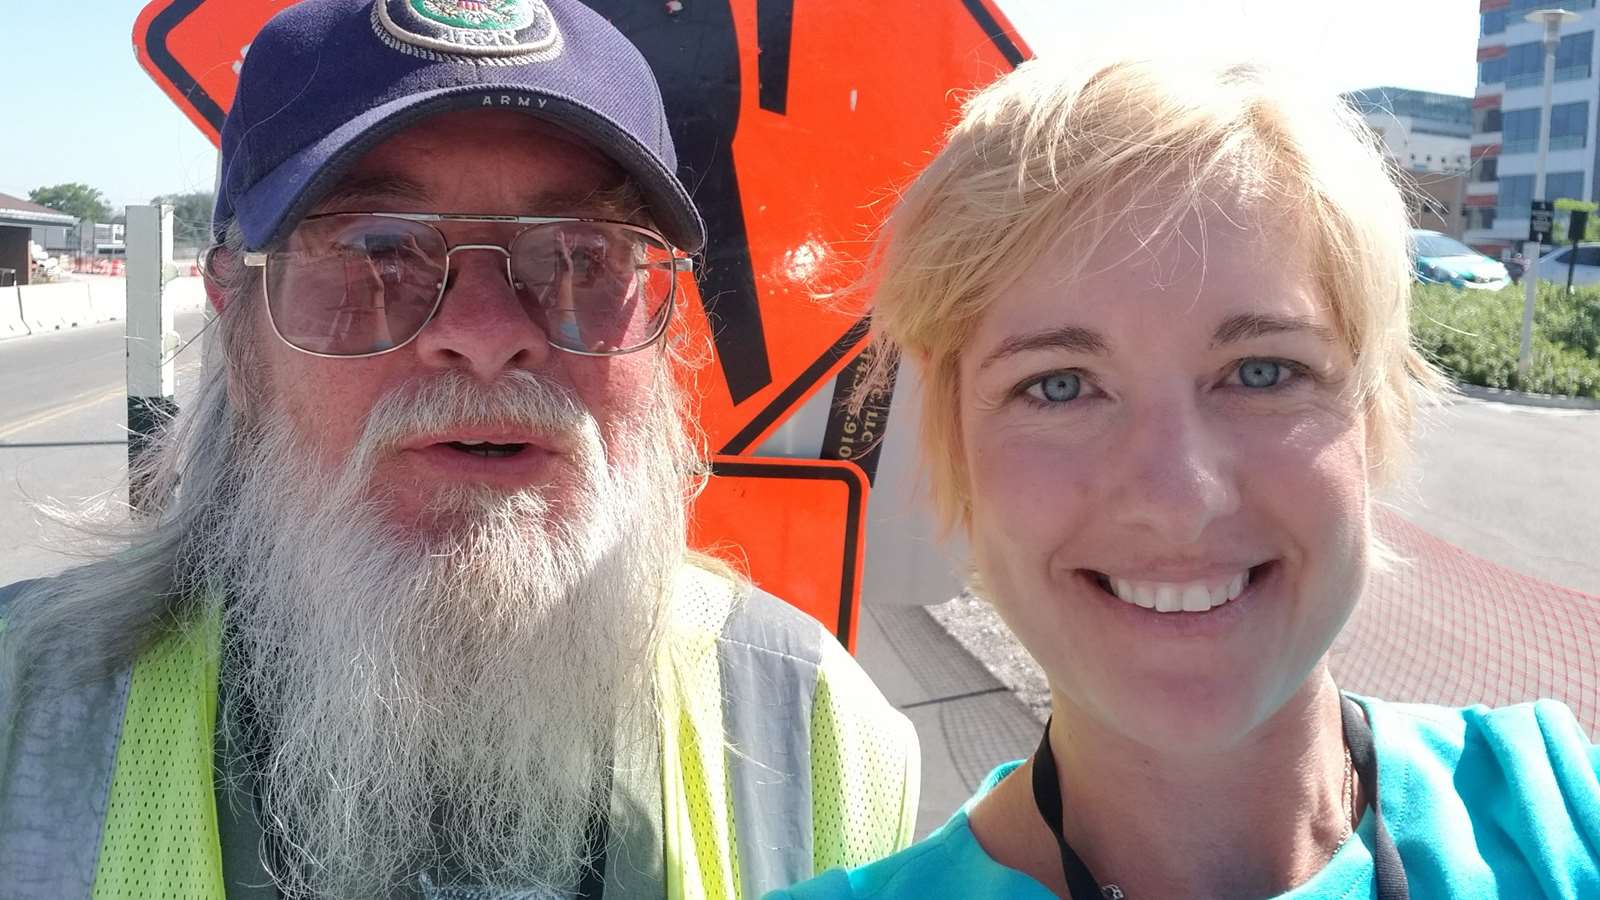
[773,59,1600,899]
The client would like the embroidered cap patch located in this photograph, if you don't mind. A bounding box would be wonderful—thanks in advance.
[375,0,562,61]
[412,0,531,30]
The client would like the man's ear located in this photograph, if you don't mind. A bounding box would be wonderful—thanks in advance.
[200,246,233,316]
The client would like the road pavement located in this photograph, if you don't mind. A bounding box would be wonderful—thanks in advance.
[1386,395,1600,596]
[0,309,208,583]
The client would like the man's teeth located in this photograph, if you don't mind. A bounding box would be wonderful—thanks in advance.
[1107,571,1249,613]
[447,440,523,457]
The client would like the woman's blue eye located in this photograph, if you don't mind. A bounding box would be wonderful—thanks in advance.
[1027,372,1082,403]
[1237,359,1284,389]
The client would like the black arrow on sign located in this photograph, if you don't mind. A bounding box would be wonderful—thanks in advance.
[591,0,778,406]
[757,0,795,114]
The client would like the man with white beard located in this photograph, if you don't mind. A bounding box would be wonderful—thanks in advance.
[0,1,918,898]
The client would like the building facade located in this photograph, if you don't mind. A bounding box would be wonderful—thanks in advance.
[1347,86,1472,238]
[0,192,77,287]
[1467,0,1600,256]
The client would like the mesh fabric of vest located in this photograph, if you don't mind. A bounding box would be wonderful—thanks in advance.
[92,614,224,899]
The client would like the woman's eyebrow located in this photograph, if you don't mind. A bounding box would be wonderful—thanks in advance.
[979,313,1336,371]
[1211,313,1337,348]
[979,326,1109,370]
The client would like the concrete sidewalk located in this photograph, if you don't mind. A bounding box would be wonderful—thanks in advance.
[854,599,1038,836]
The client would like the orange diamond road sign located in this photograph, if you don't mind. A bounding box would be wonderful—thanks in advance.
[134,0,1029,644]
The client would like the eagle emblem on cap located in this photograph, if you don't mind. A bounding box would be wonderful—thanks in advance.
[374,0,562,62]
[410,0,532,31]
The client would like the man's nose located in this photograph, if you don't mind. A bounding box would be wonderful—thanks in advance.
[410,246,553,379]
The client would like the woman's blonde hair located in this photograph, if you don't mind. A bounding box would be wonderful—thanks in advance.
[862,56,1447,531]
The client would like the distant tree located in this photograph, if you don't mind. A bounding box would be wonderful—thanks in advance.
[28,183,112,225]
[151,191,216,247]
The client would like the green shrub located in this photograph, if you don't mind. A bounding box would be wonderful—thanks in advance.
[1410,282,1600,398]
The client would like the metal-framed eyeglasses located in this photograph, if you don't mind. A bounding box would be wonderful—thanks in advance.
[241,212,693,358]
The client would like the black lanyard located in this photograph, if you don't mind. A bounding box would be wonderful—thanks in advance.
[1029,695,1408,900]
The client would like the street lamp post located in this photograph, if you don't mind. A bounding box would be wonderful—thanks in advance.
[1520,8,1580,381]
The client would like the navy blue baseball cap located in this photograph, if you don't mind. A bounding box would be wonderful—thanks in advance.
[213,0,705,253]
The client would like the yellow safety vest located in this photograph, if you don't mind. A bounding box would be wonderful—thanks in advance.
[1,567,918,899]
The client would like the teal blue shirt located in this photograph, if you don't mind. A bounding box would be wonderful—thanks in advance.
[770,696,1600,899]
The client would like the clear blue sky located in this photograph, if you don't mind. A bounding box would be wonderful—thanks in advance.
[0,0,1480,214]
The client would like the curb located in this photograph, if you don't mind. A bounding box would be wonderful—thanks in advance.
[1451,382,1600,411]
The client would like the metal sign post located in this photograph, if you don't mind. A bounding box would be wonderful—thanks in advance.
[1521,200,1554,380]
[125,204,178,513]
[1567,208,1588,293]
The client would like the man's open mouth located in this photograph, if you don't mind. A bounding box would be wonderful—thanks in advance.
[443,440,530,458]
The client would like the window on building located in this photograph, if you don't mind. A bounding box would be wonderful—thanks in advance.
[1545,170,1586,202]
[1509,0,1596,15]
[1476,106,1503,133]
[1501,31,1596,87]
[1476,206,1497,231]
[1480,57,1506,85]
[1550,100,1589,149]
[1499,173,1534,217]
[1501,108,1541,153]
[1504,42,1546,88]
[1483,9,1509,34]
[1556,31,1594,81]
[1476,156,1499,182]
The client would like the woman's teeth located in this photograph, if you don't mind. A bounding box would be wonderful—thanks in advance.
[1102,570,1250,613]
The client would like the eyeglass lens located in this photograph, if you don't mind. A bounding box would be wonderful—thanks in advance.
[264,215,676,356]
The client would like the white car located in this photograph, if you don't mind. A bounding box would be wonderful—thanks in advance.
[1536,243,1600,286]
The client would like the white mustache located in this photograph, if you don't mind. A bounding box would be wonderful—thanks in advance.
[347,369,598,476]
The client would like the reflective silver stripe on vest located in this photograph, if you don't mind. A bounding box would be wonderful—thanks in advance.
[717,588,824,897]
[0,579,133,900]
[600,695,665,900]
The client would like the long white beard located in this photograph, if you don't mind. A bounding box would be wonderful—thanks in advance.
[202,368,690,898]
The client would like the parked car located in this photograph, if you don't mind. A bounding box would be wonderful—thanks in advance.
[1410,230,1510,290]
[1536,243,1600,286]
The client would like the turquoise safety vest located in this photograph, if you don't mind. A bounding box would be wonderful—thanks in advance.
[0,566,919,899]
